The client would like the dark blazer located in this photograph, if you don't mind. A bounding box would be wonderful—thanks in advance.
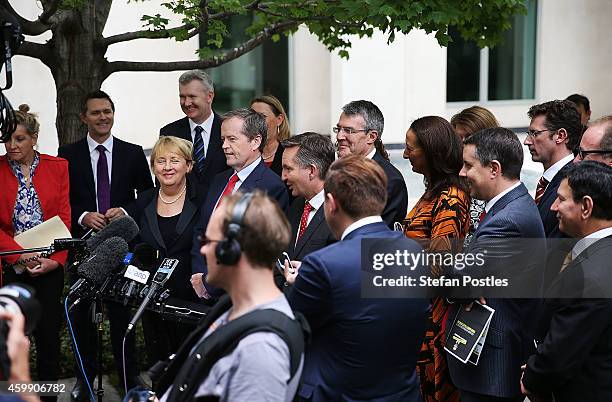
[288,222,429,402]
[446,183,546,399]
[160,114,228,194]
[131,178,202,302]
[268,142,285,178]
[523,235,612,402]
[287,197,336,261]
[372,151,408,228]
[190,159,290,276]
[58,136,154,237]
[538,160,572,238]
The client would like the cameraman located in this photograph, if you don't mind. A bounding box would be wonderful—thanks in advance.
[0,310,40,402]
[153,191,305,402]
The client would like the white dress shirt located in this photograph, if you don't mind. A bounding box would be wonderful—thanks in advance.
[189,113,214,157]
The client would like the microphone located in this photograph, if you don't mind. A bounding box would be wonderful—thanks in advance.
[120,243,157,305]
[68,237,129,306]
[86,215,139,251]
[53,238,87,252]
[126,258,179,335]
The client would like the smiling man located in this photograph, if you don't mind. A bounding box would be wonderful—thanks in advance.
[525,100,582,238]
[190,108,289,301]
[160,70,228,194]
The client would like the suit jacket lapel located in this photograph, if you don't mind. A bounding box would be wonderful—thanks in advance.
[144,193,166,249]
[110,138,122,204]
[239,159,264,190]
[176,184,198,239]
[201,114,222,175]
[79,139,97,201]
[293,207,325,257]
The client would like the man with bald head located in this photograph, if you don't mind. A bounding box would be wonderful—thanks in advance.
[574,115,612,166]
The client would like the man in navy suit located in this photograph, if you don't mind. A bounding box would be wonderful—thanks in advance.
[286,155,429,402]
[281,133,336,261]
[525,100,582,238]
[190,108,289,300]
[447,127,546,402]
[160,70,227,195]
[58,90,153,400]
[522,161,612,402]
[334,100,408,228]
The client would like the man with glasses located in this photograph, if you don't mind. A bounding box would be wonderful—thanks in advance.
[574,115,612,166]
[334,100,408,228]
[525,100,582,238]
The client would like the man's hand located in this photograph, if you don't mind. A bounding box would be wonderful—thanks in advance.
[283,260,302,286]
[26,257,59,277]
[82,212,107,230]
[464,297,487,312]
[105,208,125,222]
[190,273,210,299]
[16,252,40,269]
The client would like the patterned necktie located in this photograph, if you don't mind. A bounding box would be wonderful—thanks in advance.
[297,202,313,242]
[534,176,549,205]
[559,251,574,272]
[479,210,487,223]
[216,174,239,209]
[193,125,206,174]
[96,144,111,214]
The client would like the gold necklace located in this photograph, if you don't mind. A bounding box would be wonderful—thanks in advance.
[158,184,187,204]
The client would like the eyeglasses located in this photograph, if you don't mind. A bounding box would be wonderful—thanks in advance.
[198,235,224,248]
[575,147,612,160]
[333,126,369,135]
[525,128,555,138]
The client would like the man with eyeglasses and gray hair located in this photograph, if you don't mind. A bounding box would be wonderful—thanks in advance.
[334,100,408,228]
[573,115,612,166]
[525,100,582,238]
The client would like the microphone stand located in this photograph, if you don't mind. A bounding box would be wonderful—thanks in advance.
[0,246,53,256]
[91,278,111,402]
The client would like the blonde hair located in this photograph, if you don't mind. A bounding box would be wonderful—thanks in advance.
[250,95,291,141]
[451,106,499,137]
[14,104,40,138]
[150,136,193,168]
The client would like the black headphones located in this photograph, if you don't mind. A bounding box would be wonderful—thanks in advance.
[215,192,254,266]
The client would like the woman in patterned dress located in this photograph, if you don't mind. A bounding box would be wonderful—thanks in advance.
[403,116,470,402]
[451,106,499,247]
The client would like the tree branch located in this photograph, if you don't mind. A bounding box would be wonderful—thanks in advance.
[105,21,298,76]
[0,0,51,36]
[39,0,61,24]
[15,41,53,67]
[97,23,197,47]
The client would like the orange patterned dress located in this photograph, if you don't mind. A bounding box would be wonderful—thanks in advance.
[403,185,470,402]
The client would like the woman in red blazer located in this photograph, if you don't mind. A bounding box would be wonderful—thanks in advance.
[0,104,70,387]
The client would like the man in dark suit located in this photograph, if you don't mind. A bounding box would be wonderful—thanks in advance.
[525,100,582,238]
[447,128,546,402]
[58,90,153,399]
[334,100,408,228]
[286,155,429,402]
[281,133,336,261]
[160,70,227,195]
[522,161,612,402]
[190,108,289,301]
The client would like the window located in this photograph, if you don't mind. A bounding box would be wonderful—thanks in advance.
[446,0,537,102]
[199,15,289,114]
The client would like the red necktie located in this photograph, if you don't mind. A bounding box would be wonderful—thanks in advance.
[216,174,239,209]
[297,202,313,242]
[534,176,549,205]
[479,210,487,223]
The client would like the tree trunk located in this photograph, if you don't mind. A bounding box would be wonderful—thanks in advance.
[47,2,111,146]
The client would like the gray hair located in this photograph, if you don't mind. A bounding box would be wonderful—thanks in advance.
[591,115,612,150]
[179,70,214,92]
[222,108,268,152]
[282,132,336,180]
[341,100,385,137]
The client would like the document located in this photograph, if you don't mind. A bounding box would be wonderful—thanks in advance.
[13,215,71,249]
[444,301,495,365]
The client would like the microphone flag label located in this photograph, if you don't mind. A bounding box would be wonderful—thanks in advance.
[124,265,150,284]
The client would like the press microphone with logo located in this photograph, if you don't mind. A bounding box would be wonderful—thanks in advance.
[125,258,179,335]
[121,244,157,306]
[68,237,129,308]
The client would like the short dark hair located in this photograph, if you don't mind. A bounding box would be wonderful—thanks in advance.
[464,127,523,180]
[409,116,466,200]
[281,132,335,180]
[324,155,387,219]
[222,108,268,152]
[81,90,115,114]
[527,100,582,151]
[342,100,389,160]
[564,161,612,220]
[222,191,291,268]
[566,93,590,113]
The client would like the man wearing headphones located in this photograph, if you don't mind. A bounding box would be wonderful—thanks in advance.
[156,191,305,402]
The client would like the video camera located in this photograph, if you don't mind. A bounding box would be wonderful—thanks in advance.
[0,4,24,142]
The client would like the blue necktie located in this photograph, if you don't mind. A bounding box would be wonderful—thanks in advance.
[193,126,206,174]
[96,144,110,214]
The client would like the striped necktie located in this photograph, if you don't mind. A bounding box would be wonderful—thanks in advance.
[193,125,206,174]
[534,176,549,205]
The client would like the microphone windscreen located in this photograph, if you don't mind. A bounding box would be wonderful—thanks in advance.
[86,215,139,251]
[132,243,157,271]
[78,237,129,285]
